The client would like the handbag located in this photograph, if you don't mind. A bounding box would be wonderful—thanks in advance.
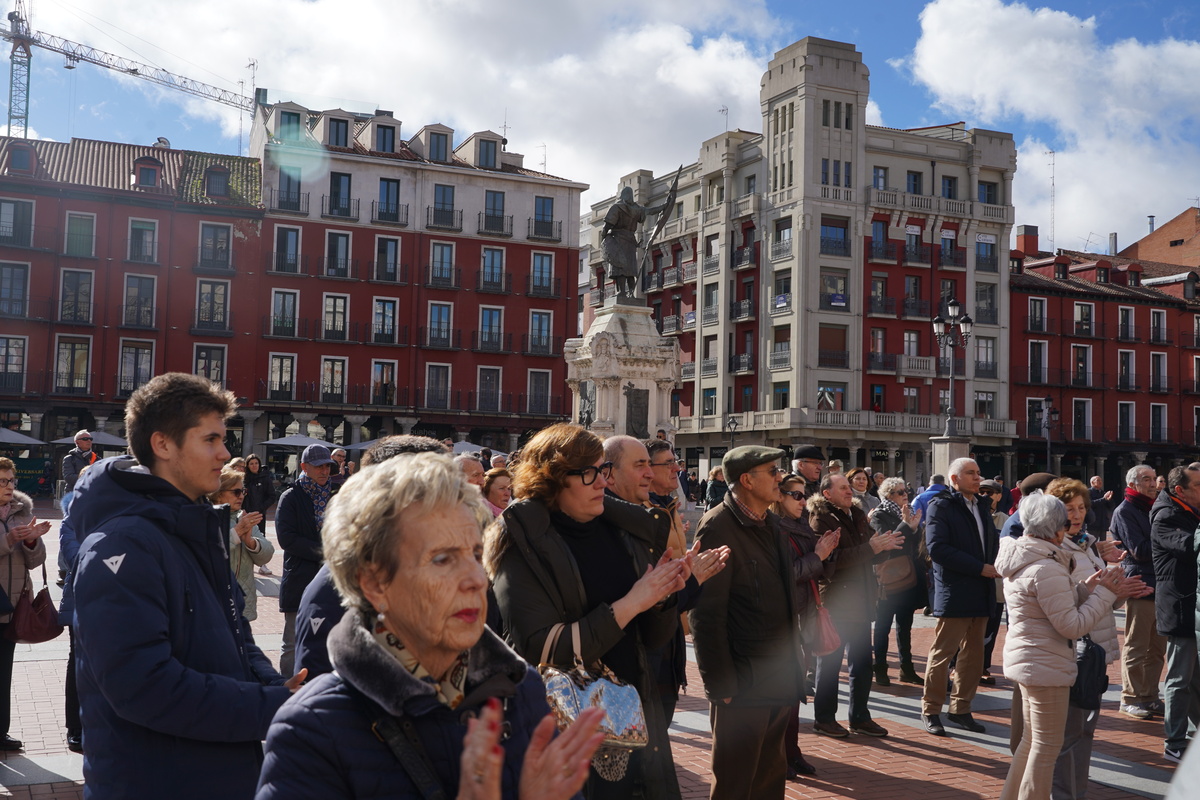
[538,621,648,781]
[6,564,64,644]
[874,553,917,596]
[1069,634,1107,710]
[808,580,842,657]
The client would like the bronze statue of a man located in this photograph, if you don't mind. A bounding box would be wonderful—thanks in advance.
[601,186,669,298]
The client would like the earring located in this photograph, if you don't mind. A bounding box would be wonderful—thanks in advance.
[376,605,387,622]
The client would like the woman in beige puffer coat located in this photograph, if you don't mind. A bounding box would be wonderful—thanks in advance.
[995,491,1124,800]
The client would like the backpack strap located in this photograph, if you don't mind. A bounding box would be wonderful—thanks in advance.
[348,683,449,800]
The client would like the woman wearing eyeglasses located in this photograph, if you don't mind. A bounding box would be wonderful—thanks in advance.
[868,477,925,686]
[208,467,275,626]
[488,422,688,799]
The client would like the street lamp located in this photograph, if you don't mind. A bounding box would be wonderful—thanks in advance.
[1040,395,1059,471]
[725,415,739,450]
[932,298,973,437]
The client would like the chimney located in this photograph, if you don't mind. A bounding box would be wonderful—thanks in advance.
[1149,215,1156,233]
[1109,232,1118,256]
[1016,224,1039,256]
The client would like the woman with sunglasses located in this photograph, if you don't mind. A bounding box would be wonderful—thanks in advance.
[770,474,840,778]
[868,477,925,686]
[488,422,688,799]
[208,467,275,627]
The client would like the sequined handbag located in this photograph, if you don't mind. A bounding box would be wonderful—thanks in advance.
[539,621,648,781]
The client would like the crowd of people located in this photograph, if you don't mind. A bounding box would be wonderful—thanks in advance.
[0,373,1194,799]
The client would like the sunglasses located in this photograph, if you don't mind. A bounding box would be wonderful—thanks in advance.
[77,437,93,441]
[781,489,806,500]
[566,462,614,486]
[226,488,246,497]
[749,465,784,477]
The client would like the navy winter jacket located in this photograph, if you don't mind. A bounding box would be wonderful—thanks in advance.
[1114,497,1156,589]
[293,563,343,678]
[70,457,290,800]
[925,490,999,618]
[257,611,572,800]
[276,485,323,612]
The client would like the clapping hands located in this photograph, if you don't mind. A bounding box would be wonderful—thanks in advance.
[6,518,50,548]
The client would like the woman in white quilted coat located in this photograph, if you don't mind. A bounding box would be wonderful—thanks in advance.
[995,491,1126,800]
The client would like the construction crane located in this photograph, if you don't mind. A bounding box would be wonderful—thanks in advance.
[2,0,252,139]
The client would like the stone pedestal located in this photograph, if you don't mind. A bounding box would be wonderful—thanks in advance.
[930,435,971,480]
[565,301,680,441]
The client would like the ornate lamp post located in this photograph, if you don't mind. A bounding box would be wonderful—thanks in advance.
[725,415,739,450]
[1040,395,1059,471]
[932,298,973,438]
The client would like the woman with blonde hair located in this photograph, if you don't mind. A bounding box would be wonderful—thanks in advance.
[208,468,274,625]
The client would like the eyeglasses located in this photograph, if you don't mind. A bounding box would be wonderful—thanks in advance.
[566,461,614,486]
[0,478,13,488]
[749,466,784,477]
[651,459,683,469]
[227,488,246,497]
[781,489,806,500]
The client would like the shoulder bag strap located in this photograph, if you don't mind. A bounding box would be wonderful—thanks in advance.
[540,621,566,666]
[570,621,584,667]
[350,685,449,800]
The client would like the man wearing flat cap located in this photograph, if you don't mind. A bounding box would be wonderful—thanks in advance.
[690,446,803,800]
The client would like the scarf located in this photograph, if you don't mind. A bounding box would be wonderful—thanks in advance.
[1170,492,1200,523]
[372,619,469,709]
[297,474,332,527]
[876,497,903,520]
[1124,486,1153,513]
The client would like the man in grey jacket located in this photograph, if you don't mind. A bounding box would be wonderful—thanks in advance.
[61,429,96,492]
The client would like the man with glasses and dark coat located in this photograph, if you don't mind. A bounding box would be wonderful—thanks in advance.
[790,445,824,498]
[690,446,804,800]
[62,429,97,492]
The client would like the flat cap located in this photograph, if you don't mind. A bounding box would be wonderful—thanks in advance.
[979,479,1003,493]
[792,444,825,462]
[301,444,335,467]
[1019,472,1057,495]
[724,445,785,485]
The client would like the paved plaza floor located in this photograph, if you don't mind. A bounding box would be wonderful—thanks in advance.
[0,502,1182,799]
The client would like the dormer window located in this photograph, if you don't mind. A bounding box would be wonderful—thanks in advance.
[1096,267,1109,283]
[1129,271,1141,286]
[279,111,301,141]
[1054,264,1068,279]
[7,145,32,173]
[133,157,162,188]
[205,166,230,198]
[429,132,448,162]
[375,124,395,153]
[328,118,349,147]
[479,139,497,169]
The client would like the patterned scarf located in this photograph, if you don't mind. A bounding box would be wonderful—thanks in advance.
[372,618,469,709]
[297,474,332,528]
[876,497,903,520]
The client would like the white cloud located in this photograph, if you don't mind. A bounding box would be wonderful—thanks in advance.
[903,0,1200,251]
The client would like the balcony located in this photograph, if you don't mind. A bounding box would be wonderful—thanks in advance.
[769,348,791,371]
[476,270,511,294]
[868,240,897,261]
[730,353,754,374]
[371,262,409,284]
[126,237,159,264]
[0,223,56,251]
[263,380,295,402]
[371,323,409,346]
[471,330,513,354]
[702,306,719,326]
[0,371,25,393]
[320,319,351,343]
[819,292,849,312]
[867,352,897,372]
[1150,326,1173,345]
[1117,323,1143,342]
[371,201,409,226]
[902,298,930,318]
[1019,365,1049,385]
[975,361,998,379]
[700,357,718,376]
[268,188,309,214]
[820,237,851,257]
[730,299,755,321]
[321,257,357,279]
[419,326,461,349]
[771,239,793,260]
[53,372,93,396]
[267,251,309,276]
[903,244,932,265]
[641,271,664,293]
[522,334,561,357]
[683,262,698,282]
[1116,374,1140,392]
[662,266,681,287]
[195,245,233,273]
[866,187,1015,224]
[899,355,936,378]
[818,349,849,369]
[1150,375,1173,393]
[681,361,696,381]
[772,293,792,315]
[478,212,513,237]
[1072,320,1101,338]
[59,300,92,325]
[941,247,967,268]
[661,315,680,335]
[262,315,307,339]
[733,193,760,218]
[427,206,463,231]
[1067,369,1097,389]
[320,384,346,404]
[63,232,96,258]
[115,374,151,398]
[470,391,511,414]
[122,301,156,329]
[869,296,896,315]
[525,276,561,298]
[937,356,966,377]
[703,254,720,275]
[522,393,561,416]
[1025,317,1056,334]
[975,253,998,272]
[191,313,232,336]
[321,195,360,221]
[733,246,757,270]
[529,218,562,242]
[681,311,696,330]
[975,306,998,325]
[424,265,462,289]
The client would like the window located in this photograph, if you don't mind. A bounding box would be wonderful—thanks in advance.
[1072,399,1091,440]
[744,174,757,196]
[375,237,399,282]
[196,280,228,330]
[484,190,506,233]
[0,336,24,391]
[0,198,32,246]
[534,196,556,237]
[870,384,884,411]
[55,337,90,393]
[136,165,158,187]
[833,101,842,129]
[772,382,789,410]
[1117,307,1135,339]
[326,232,351,277]
[123,275,155,327]
[372,360,397,405]
[1118,402,1135,440]
[978,181,998,204]
[844,103,853,130]
[479,307,503,350]
[906,171,923,195]
[976,336,996,376]
[1118,351,1135,390]
[482,247,505,290]
[199,223,231,268]
[904,331,919,357]
[323,295,348,340]
[271,291,297,337]
[321,357,347,402]
[821,159,829,186]
[1152,352,1168,391]
[274,226,300,272]
[278,166,302,210]
[195,346,225,385]
[329,173,352,216]
[819,271,847,310]
[61,270,92,323]
[1151,309,1168,342]
[7,146,30,172]
[822,99,830,127]
[1074,302,1094,336]
[429,132,449,162]
[0,263,27,316]
[426,364,450,408]
[1028,297,1046,331]
[205,168,229,197]
[1027,397,1049,435]
[431,242,454,283]
[429,302,452,347]
[1029,341,1047,383]
[1151,404,1168,442]
[903,386,919,414]
[477,367,501,412]
[268,354,295,399]
[118,341,153,395]
[375,124,395,153]
[1072,345,1091,385]
[328,118,349,147]
[872,166,887,190]
[279,111,301,141]
[816,383,846,410]
[702,387,717,416]
[832,160,841,187]
[433,184,456,227]
[373,298,397,343]
[975,283,997,324]
[530,311,552,354]
[65,213,94,256]
[819,219,848,256]
[531,253,553,293]
[938,388,950,414]
[378,179,400,221]
[941,176,957,199]
[479,139,498,168]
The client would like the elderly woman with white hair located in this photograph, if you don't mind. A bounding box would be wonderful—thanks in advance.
[994,491,1127,800]
[256,452,604,800]
[869,476,924,686]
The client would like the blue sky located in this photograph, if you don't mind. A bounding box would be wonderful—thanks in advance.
[11,0,1200,252]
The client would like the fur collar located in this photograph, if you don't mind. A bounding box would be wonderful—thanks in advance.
[805,493,861,518]
[327,610,529,717]
[1,490,33,522]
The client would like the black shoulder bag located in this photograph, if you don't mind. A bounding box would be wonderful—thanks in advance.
[1069,634,1107,710]
[349,685,449,800]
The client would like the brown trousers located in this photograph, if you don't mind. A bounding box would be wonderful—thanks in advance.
[1120,596,1165,705]
[922,616,987,716]
[708,703,790,800]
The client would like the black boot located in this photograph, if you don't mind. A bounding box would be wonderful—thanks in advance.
[874,663,891,687]
[899,662,922,684]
